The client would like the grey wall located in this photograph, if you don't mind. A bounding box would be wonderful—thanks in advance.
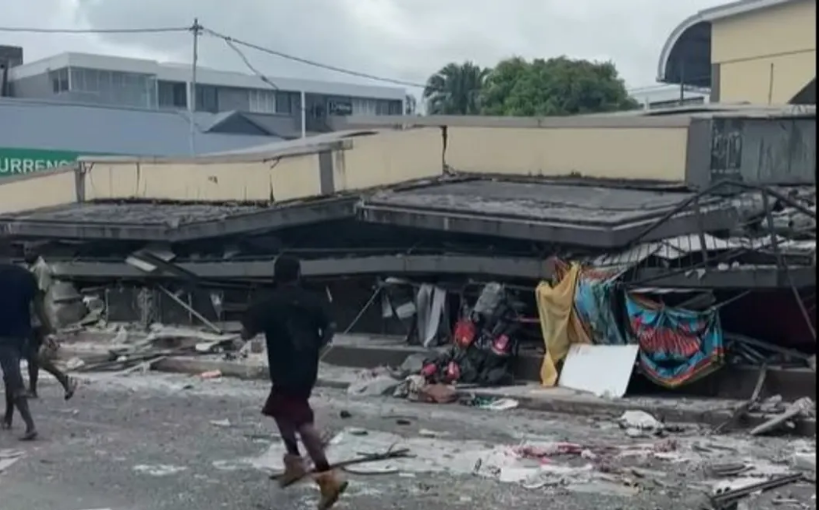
[217,87,251,111]
[687,116,816,188]
[9,73,53,99]
[734,118,815,184]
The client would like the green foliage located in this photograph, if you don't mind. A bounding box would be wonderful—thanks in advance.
[423,56,639,116]
[423,61,489,115]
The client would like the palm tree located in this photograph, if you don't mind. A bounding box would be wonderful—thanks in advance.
[423,62,488,115]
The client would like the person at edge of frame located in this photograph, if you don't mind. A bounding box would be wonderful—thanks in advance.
[0,239,47,440]
[241,254,347,510]
[23,245,77,401]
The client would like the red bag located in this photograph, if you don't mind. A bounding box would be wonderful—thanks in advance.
[453,319,476,348]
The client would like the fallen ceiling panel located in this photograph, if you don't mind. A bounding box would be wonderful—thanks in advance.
[0,197,356,242]
[357,179,740,248]
[49,254,555,281]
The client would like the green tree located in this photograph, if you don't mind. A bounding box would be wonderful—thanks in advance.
[480,57,639,116]
[423,61,489,115]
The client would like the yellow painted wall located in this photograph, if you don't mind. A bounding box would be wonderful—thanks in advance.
[0,169,77,216]
[332,128,443,191]
[83,153,322,202]
[712,0,816,103]
[1,122,694,216]
[445,127,690,181]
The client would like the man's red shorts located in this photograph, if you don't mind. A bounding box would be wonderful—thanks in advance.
[261,387,314,427]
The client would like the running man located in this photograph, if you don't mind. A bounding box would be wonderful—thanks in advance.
[241,255,347,510]
[23,247,76,400]
[0,257,47,440]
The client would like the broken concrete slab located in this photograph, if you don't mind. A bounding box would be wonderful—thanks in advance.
[346,375,402,397]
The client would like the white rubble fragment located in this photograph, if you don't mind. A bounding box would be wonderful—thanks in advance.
[618,410,663,437]
[65,357,86,370]
[112,327,129,345]
[792,452,816,472]
[133,464,187,476]
[0,449,25,474]
[346,375,401,397]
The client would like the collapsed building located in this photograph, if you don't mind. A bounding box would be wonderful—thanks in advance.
[0,107,815,399]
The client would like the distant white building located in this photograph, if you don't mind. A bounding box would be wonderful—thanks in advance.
[3,48,406,139]
[629,84,710,111]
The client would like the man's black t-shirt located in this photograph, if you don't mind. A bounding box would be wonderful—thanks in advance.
[242,285,331,395]
[0,263,38,343]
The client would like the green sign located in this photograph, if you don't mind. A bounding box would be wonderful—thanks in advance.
[0,148,82,177]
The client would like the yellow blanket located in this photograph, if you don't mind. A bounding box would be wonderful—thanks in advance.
[536,262,591,386]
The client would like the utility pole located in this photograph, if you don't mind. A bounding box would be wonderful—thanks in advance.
[189,18,201,156]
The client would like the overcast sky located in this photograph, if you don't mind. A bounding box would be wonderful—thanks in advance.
[4,0,725,94]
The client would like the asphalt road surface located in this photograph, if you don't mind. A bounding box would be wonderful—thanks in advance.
[0,372,815,510]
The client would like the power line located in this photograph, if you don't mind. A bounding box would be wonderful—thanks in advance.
[203,28,426,89]
[0,26,190,34]
[222,37,281,91]
[0,22,711,97]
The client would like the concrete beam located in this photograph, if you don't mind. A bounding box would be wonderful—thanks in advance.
[0,198,357,242]
[357,203,740,248]
[50,254,555,281]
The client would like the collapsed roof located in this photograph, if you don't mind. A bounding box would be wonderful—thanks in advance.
[1,176,742,249]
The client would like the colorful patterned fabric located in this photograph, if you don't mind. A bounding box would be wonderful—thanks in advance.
[626,295,724,388]
[574,269,627,345]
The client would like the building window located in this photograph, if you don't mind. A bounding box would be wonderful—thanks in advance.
[388,100,402,115]
[68,67,157,108]
[158,81,187,108]
[195,84,219,112]
[49,68,69,94]
[351,97,377,116]
[275,91,293,114]
[376,99,399,115]
[248,88,277,113]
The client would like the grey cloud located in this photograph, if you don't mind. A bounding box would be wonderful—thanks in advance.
[11,0,727,92]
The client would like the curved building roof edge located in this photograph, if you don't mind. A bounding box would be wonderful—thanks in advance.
[656,0,800,82]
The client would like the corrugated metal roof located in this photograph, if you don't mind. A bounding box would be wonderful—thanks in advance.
[0,98,282,157]
[591,233,744,268]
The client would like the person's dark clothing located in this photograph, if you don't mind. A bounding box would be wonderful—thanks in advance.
[243,285,332,394]
[262,387,315,426]
[0,342,25,394]
[0,264,39,343]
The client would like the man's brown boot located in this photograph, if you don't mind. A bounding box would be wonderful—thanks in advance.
[314,470,348,510]
[279,454,307,488]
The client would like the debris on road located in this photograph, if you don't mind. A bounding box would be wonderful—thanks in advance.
[618,410,664,438]
[749,397,815,436]
[270,445,413,485]
[347,373,402,397]
[791,451,817,472]
[472,397,520,411]
[709,473,805,510]
[66,324,242,374]
[0,449,25,474]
